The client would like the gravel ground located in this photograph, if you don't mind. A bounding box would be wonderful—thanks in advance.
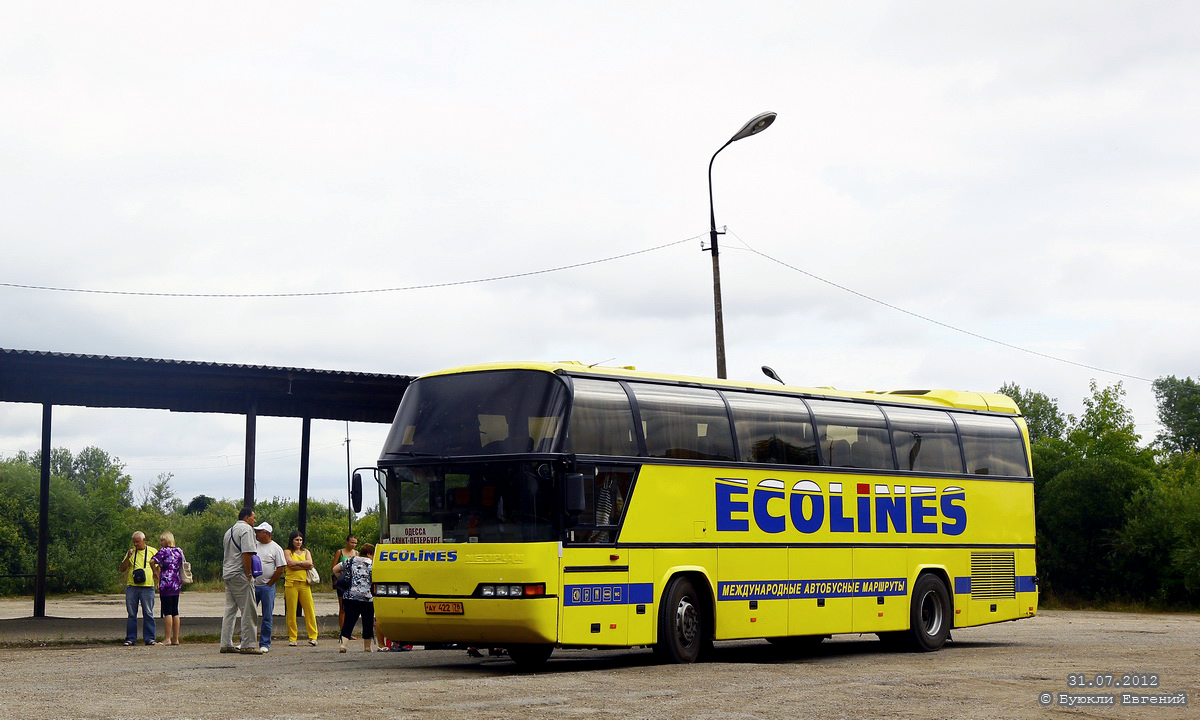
[0,598,1196,720]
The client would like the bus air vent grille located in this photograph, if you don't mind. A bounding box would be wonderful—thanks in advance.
[970,552,1016,599]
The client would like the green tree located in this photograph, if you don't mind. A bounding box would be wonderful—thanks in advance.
[998,382,1067,444]
[15,446,133,506]
[1113,454,1200,603]
[1067,380,1150,466]
[183,494,216,515]
[1038,457,1155,599]
[1153,376,1200,457]
[139,471,180,515]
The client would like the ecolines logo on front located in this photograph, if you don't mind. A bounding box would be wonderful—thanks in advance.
[377,549,458,563]
[715,477,967,536]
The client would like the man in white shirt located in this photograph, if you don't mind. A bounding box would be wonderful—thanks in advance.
[253,522,288,652]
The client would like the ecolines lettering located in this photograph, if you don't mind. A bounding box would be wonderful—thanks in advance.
[716,479,967,536]
[378,549,458,563]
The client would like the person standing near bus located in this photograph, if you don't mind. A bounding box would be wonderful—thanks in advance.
[283,531,319,646]
[253,522,287,652]
[118,530,158,646]
[150,531,185,645]
[220,506,263,654]
[334,543,375,653]
[331,534,358,632]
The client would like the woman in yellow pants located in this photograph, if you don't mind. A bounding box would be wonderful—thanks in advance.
[283,531,319,646]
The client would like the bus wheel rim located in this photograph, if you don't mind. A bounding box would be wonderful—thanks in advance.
[919,590,943,636]
[675,597,698,645]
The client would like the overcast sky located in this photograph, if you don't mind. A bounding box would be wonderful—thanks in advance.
[2,2,1197,509]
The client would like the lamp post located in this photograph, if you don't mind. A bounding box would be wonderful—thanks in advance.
[706,111,776,379]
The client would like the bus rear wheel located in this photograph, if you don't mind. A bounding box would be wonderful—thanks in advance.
[654,575,710,663]
[902,573,951,652]
[506,643,553,669]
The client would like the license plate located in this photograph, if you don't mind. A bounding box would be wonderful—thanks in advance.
[424,601,464,615]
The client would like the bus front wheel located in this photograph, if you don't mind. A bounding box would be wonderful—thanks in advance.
[902,573,951,652]
[654,575,710,663]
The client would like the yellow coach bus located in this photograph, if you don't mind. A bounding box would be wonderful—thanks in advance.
[364,362,1037,667]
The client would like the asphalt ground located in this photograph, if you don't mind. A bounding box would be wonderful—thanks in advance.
[0,604,1197,720]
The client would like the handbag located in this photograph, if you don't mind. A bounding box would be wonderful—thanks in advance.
[180,550,193,585]
[305,551,320,585]
[334,558,353,592]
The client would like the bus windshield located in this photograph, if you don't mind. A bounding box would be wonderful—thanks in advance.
[382,370,570,457]
[384,461,558,543]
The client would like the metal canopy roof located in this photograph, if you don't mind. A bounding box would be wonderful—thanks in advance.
[0,348,413,423]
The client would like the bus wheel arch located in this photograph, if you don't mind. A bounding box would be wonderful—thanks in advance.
[901,570,953,652]
[653,572,714,663]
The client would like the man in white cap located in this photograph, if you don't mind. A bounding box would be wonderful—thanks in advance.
[253,521,288,653]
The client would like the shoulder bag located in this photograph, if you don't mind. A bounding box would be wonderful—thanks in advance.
[305,551,320,585]
[180,549,193,585]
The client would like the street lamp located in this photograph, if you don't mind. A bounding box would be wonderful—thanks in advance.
[706,111,776,379]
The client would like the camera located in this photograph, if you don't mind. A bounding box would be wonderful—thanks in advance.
[132,568,146,584]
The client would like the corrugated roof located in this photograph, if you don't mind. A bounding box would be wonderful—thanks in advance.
[0,347,413,423]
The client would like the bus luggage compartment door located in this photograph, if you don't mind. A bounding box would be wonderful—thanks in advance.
[560,549,639,646]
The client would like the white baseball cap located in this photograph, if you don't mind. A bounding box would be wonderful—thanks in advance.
[253,522,273,533]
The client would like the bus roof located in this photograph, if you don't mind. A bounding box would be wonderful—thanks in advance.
[420,361,1022,415]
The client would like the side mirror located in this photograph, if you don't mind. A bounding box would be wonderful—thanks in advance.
[351,472,363,514]
[565,473,586,515]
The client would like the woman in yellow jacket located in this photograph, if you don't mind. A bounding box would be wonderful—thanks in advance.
[283,531,319,646]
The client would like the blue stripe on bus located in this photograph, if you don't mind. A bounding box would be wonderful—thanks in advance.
[717,578,907,601]
[564,583,654,606]
[955,575,1038,595]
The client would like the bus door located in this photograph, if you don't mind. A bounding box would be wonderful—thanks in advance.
[560,465,638,647]
[560,549,630,646]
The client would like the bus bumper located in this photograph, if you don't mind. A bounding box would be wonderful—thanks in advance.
[374,596,559,645]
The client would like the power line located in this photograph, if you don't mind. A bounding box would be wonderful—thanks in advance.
[0,236,698,299]
[728,231,1153,384]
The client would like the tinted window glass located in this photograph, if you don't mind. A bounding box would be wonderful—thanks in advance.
[808,399,894,469]
[725,392,817,465]
[564,379,638,456]
[883,406,964,473]
[384,460,556,543]
[956,414,1030,476]
[629,383,734,461]
[382,371,568,456]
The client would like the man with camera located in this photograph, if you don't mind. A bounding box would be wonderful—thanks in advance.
[118,531,159,646]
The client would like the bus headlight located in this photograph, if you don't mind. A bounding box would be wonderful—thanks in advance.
[373,583,414,597]
[477,583,544,597]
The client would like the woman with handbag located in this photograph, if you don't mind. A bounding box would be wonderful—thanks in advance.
[283,531,319,647]
[150,531,187,645]
[331,534,358,633]
[333,543,375,653]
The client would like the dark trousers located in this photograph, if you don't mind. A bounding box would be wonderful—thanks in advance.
[340,597,374,640]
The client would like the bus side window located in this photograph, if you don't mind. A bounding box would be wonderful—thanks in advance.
[565,379,638,456]
[569,465,636,544]
[956,414,1030,477]
[630,383,734,461]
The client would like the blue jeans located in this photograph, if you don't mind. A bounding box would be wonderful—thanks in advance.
[125,585,156,643]
[255,583,276,648]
